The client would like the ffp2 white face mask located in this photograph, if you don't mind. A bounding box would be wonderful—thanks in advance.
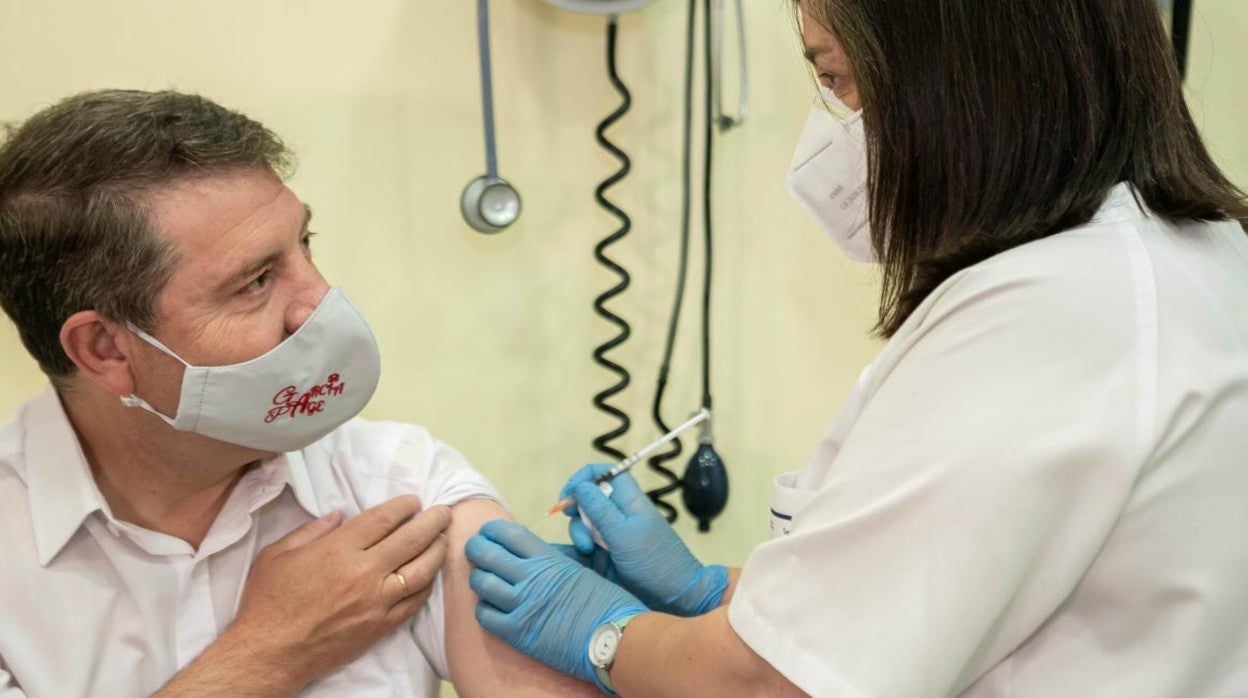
[785,87,876,263]
[121,287,381,453]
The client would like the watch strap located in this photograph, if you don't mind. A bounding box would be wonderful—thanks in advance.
[593,614,638,695]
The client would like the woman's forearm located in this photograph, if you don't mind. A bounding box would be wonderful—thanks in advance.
[610,607,805,698]
[719,567,742,607]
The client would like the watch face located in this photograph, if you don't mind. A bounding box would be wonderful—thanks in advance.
[589,624,622,668]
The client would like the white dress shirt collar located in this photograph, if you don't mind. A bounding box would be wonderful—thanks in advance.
[24,387,321,566]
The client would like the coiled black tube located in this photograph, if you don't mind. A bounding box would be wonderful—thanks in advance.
[591,16,634,463]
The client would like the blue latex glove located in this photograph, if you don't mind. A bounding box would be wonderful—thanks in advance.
[465,520,647,691]
[562,464,728,617]
[555,543,622,586]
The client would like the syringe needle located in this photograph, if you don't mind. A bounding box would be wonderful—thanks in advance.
[544,409,710,516]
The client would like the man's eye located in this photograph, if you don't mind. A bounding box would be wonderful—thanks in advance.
[244,270,272,294]
[300,231,317,257]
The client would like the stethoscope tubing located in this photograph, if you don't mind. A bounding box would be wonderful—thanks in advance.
[476,0,500,179]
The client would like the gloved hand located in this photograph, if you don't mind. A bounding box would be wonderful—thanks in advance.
[562,464,728,617]
[555,543,621,586]
[466,520,647,691]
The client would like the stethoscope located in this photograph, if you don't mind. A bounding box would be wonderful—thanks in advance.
[463,0,748,533]
[460,0,524,235]
[461,0,745,235]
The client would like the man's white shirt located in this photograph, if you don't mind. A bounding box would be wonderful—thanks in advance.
[0,388,503,697]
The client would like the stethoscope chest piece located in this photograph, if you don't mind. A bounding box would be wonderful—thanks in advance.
[465,0,521,235]
[461,175,522,234]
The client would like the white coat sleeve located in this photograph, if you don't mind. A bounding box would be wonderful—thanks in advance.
[0,657,25,697]
[729,237,1156,697]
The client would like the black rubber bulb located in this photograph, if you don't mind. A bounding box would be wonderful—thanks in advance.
[681,440,728,532]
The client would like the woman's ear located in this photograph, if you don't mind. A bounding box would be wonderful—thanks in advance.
[59,311,137,396]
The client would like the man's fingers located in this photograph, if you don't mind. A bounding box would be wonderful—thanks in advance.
[369,505,452,572]
[337,495,423,549]
[390,534,448,605]
[269,510,343,554]
[385,582,436,625]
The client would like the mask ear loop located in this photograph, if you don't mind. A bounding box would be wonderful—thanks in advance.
[118,323,190,426]
[125,323,191,365]
[817,86,860,124]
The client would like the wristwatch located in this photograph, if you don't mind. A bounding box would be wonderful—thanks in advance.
[588,614,638,694]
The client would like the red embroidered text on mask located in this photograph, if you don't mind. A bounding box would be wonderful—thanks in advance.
[266,373,345,423]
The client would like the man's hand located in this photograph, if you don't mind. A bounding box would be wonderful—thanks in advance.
[236,494,452,684]
[157,495,452,697]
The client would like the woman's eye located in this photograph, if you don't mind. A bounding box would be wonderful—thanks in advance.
[819,73,839,90]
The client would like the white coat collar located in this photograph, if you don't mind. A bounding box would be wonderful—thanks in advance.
[1090,182,1150,226]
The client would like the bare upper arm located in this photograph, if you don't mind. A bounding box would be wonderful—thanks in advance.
[442,499,600,698]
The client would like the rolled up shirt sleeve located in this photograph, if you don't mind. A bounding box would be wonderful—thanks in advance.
[390,427,507,681]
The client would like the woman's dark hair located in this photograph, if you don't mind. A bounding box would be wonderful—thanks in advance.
[800,0,1248,337]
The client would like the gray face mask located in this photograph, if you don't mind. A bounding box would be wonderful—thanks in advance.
[785,87,876,263]
[121,287,381,453]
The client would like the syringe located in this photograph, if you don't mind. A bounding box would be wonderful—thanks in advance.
[545,408,711,516]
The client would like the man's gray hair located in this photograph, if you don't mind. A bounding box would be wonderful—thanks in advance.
[0,89,292,384]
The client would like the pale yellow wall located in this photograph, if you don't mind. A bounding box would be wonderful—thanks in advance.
[0,0,883,566]
[1184,1,1248,186]
[0,1,1243,688]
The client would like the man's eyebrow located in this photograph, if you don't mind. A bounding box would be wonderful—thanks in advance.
[216,251,282,295]
[214,205,314,295]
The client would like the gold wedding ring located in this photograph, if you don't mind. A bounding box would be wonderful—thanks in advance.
[392,572,408,594]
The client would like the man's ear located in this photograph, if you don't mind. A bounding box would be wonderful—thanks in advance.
[59,311,137,396]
